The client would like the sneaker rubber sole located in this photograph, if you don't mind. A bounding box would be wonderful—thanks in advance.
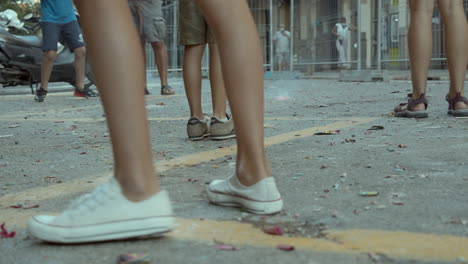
[28,215,175,244]
[206,188,283,215]
[210,133,236,141]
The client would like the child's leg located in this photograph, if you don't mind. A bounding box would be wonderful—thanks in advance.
[438,0,468,110]
[183,44,206,120]
[27,0,174,244]
[208,43,228,119]
[76,0,159,201]
[196,0,270,186]
[408,0,435,107]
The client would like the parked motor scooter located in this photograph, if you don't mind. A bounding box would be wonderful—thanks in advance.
[0,9,95,94]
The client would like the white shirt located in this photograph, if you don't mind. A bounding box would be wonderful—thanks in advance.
[274,30,290,53]
[335,23,350,40]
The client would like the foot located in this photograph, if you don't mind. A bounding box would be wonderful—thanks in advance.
[144,87,151,95]
[206,175,283,215]
[187,115,210,141]
[34,87,48,102]
[446,93,468,117]
[74,87,99,98]
[394,93,428,118]
[210,114,236,140]
[27,178,174,243]
[161,85,175,95]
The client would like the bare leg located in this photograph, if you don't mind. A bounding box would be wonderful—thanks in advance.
[183,44,205,120]
[151,41,169,86]
[141,42,149,89]
[438,0,468,110]
[73,46,86,89]
[40,50,57,90]
[75,0,159,201]
[407,0,435,110]
[208,43,228,119]
[197,0,270,186]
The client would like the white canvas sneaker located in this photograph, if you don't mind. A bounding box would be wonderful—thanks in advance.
[206,175,283,215]
[27,178,175,243]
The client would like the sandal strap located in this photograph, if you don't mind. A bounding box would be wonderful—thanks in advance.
[406,93,428,111]
[446,93,468,110]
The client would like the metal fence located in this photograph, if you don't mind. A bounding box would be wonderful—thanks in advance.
[145,0,274,76]
[145,0,468,76]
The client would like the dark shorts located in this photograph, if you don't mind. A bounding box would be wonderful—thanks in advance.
[129,0,166,43]
[42,20,85,52]
[179,0,215,45]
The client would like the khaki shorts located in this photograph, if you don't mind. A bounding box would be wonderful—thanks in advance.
[129,0,166,43]
[179,0,215,45]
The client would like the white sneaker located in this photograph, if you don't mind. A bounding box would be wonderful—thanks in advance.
[210,115,236,140]
[206,175,283,215]
[27,178,175,243]
[187,114,211,141]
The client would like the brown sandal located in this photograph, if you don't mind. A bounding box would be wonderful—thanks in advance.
[394,93,428,118]
[446,93,468,117]
[161,85,175,95]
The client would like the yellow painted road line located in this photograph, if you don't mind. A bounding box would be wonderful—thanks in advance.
[0,117,376,210]
[172,219,468,263]
[0,215,466,263]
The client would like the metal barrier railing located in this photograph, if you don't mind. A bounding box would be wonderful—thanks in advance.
[145,0,468,76]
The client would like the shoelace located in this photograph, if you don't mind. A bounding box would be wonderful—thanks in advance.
[64,183,114,216]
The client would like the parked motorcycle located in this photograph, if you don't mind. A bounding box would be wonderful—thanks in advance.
[0,9,95,94]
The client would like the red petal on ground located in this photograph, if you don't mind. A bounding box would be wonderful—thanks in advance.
[215,244,240,251]
[23,204,39,209]
[263,226,284,236]
[0,223,16,238]
[277,244,295,251]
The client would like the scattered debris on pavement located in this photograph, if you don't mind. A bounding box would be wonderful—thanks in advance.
[277,244,295,251]
[9,203,39,209]
[314,130,340,135]
[263,226,284,236]
[215,244,240,251]
[359,192,379,197]
[398,144,407,148]
[0,223,16,238]
[367,126,384,130]
[116,253,150,264]
[367,252,381,263]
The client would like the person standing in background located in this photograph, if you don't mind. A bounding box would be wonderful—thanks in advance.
[180,0,235,141]
[394,0,468,118]
[35,0,98,102]
[128,0,175,95]
[273,24,291,71]
[332,17,355,70]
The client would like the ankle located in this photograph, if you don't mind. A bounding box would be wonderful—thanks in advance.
[191,113,205,121]
[236,158,271,186]
[213,112,227,120]
[115,176,160,202]
[411,92,425,99]
[448,91,463,99]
